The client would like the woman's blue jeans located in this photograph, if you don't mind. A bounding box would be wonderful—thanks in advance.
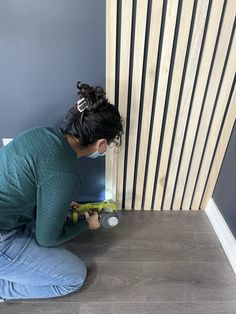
[0,224,87,300]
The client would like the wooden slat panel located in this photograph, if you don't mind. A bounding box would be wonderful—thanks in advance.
[105,0,117,201]
[201,82,236,209]
[173,0,225,210]
[162,0,210,210]
[182,0,236,210]
[106,0,236,211]
[144,0,179,210]
[116,0,133,209]
[191,33,236,210]
[134,0,164,210]
[154,0,195,210]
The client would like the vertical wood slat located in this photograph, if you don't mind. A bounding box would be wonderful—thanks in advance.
[106,0,236,211]
[105,0,117,201]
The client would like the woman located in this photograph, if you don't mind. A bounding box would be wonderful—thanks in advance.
[0,82,123,301]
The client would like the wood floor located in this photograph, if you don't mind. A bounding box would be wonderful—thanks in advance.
[2,210,236,314]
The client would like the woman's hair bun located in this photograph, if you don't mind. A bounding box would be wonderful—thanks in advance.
[76,81,107,111]
[60,81,124,148]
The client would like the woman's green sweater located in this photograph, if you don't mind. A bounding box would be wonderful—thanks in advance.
[0,127,88,247]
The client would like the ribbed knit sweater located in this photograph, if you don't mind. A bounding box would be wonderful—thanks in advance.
[0,127,89,247]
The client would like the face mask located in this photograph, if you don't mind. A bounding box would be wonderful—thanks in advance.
[88,150,106,159]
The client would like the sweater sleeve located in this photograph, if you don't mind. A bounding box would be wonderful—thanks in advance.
[36,173,89,247]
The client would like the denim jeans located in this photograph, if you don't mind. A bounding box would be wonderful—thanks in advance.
[0,224,87,300]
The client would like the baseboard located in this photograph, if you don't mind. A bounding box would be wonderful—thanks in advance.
[205,198,236,275]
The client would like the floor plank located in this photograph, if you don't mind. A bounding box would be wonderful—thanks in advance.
[65,227,227,263]
[2,301,236,314]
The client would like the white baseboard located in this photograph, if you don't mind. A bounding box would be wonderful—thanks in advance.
[205,198,236,275]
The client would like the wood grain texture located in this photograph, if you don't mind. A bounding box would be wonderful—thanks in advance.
[182,0,236,210]
[154,0,195,210]
[125,0,148,209]
[144,0,179,210]
[114,0,133,209]
[134,0,163,210]
[106,0,236,211]
[2,301,236,314]
[201,83,236,209]
[173,0,225,210]
[191,33,236,210]
[105,0,117,202]
[163,0,210,210]
[3,211,236,314]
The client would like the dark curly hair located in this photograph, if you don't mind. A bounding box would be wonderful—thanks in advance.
[60,82,124,149]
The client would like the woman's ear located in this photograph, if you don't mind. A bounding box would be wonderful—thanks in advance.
[97,139,108,153]
[97,138,107,146]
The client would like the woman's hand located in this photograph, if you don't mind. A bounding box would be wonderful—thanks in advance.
[70,201,100,230]
[88,212,101,230]
[70,201,80,207]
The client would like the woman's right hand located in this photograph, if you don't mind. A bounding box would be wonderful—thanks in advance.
[87,212,101,230]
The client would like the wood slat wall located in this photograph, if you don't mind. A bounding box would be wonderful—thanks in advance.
[106,0,236,211]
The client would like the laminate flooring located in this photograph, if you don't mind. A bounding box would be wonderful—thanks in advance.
[1,210,236,314]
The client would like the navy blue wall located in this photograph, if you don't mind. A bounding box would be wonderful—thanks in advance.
[213,121,236,238]
[0,0,106,202]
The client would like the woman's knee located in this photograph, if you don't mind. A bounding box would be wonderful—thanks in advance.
[72,257,87,283]
[67,259,87,291]
[78,260,87,285]
[56,265,87,297]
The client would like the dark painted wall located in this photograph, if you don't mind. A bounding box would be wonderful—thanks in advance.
[213,121,236,238]
[0,0,106,202]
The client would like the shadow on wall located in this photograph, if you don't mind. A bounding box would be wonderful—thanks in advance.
[76,157,105,203]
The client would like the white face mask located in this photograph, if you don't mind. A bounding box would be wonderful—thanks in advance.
[87,139,108,158]
[87,141,106,158]
[88,150,106,158]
